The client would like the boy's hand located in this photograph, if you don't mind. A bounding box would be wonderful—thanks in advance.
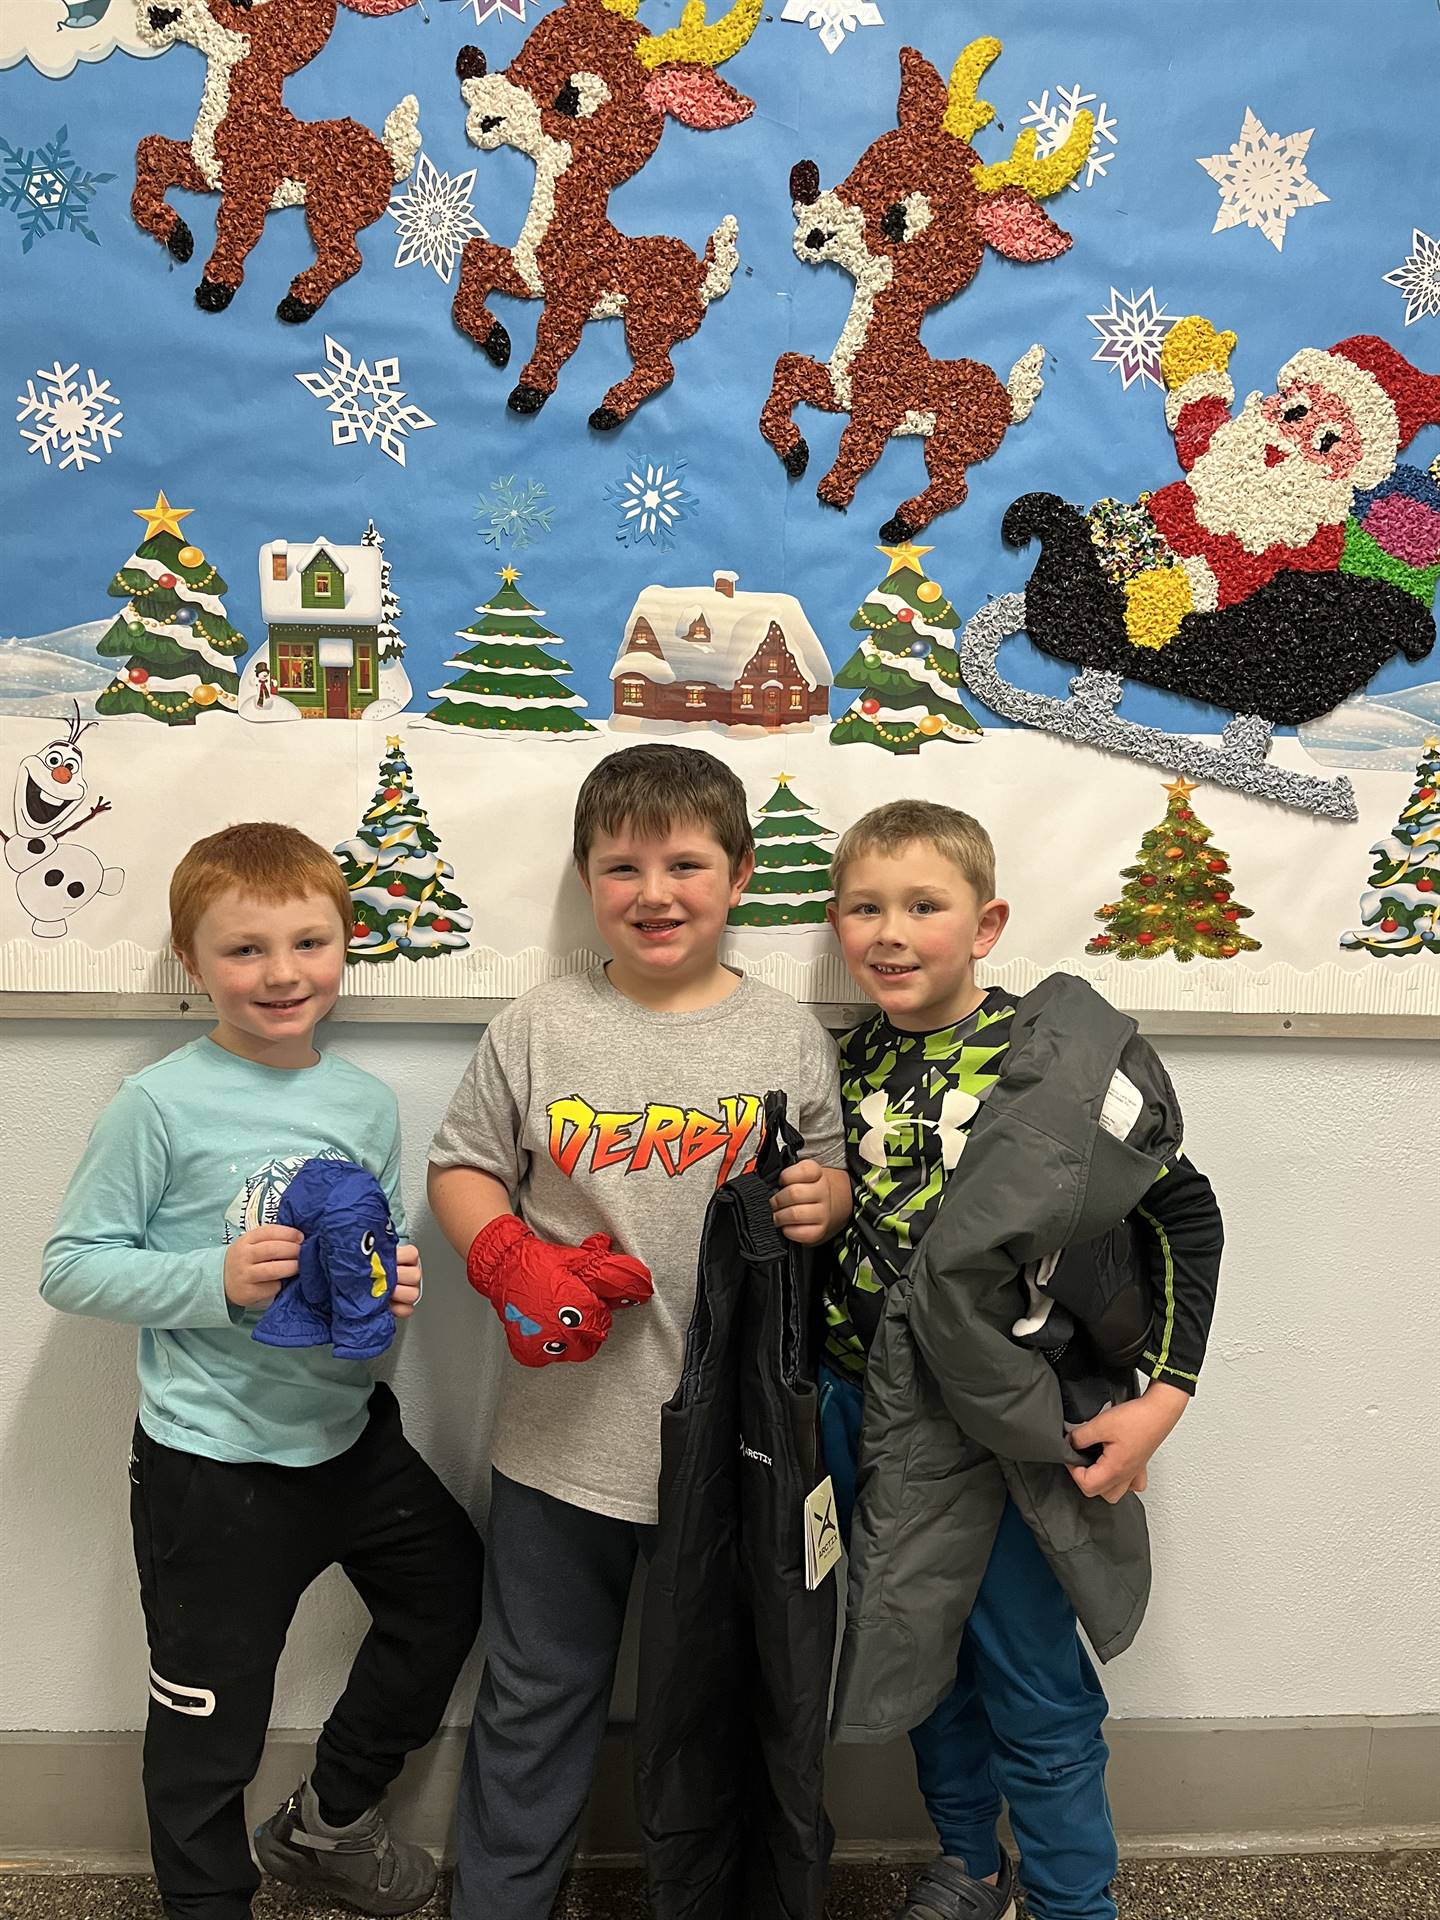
[223,1225,302,1310]
[392,1243,422,1320]
[771,1160,851,1246]
[1067,1382,1189,1504]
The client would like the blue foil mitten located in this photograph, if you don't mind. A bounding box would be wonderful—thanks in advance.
[252,1158,399,1362]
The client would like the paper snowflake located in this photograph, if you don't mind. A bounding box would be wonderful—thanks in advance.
[1088,287,1174,391]
[1021,84,1117,191]
[479,475,554,549]
[16,360,123,471]
[606,456,697,550]
[779,2,883,55]
[389,152,486,284]
[0,125,114,253]
[1198,109,1328,253]
[295,336,436,468]
[1383,229,1440,327]
[443,0,528,24]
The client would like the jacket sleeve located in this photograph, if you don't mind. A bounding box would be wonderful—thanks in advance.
[40,1080,231,1329]
[1134,1153,1223,1393]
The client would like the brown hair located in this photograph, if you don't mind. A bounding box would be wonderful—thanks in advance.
[572,744,753,873]
[169,822,351,955]
[830,799,997,901]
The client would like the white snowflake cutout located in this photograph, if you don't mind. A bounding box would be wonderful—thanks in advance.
[1383,229,1440,327]
[296,336,435,468]
[1088,287,1174,391]
[1198,108,1328,253]
[780,2,883,55]
[15,359,122,471]
[1021,84,1118,191]
[390,152,487,285]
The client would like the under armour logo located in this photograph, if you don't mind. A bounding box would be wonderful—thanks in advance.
[856,1085,980,1173]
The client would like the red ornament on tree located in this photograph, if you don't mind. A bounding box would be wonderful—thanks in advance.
[860,698,880,716]
[387,880,406,897]
[352,922,368,941]
[1176,808,1193,821]
[1223,908,1241,921]
[433,917,452,933]
[157,573,177,589]
[1136,932,1155,946]
[1195,921,1213,934]
[896,607,915,623]
[1418,877,1435,893]
[1380,917,1399,932]
[1211,889,1228,901]
[128,666,149,686]
[1207,858,1229,873]
[1417,786,1435,801]
[383,786,401,801]
[1138,874,1157,887]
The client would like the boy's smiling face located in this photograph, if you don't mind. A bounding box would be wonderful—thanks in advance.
[828,841,1008,1032]
[177,886,347,1067]
[581,818,752,1007]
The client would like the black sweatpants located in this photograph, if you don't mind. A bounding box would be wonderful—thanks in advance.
[450,1470,654,1920]
[129,1382,484,1920]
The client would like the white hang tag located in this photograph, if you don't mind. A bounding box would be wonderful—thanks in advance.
[803,1476,843,1590]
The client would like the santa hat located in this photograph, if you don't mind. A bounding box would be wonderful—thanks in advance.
[1279,336,1440,489]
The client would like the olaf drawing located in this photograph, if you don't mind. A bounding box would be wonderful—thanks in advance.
[3,706,124,938]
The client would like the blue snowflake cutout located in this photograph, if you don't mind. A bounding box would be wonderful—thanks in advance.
[478,475,555,549]
[606,455,698,550]
[1,127,114,253]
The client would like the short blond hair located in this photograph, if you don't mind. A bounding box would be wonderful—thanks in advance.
[170,822,351,955]
[572,743,753,874]
[830,799,997,901]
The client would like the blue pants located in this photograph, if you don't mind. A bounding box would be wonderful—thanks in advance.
[820,1368,1118,1920]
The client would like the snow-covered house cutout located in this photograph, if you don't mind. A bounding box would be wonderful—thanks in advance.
[611,571,831,731]
[258,539,383,719]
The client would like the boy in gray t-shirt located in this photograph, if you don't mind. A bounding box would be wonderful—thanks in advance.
[430,745,848,1920]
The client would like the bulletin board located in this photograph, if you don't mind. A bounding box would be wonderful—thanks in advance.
[2,0,1438,1031]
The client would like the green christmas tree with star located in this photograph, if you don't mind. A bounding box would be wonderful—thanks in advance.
[1340,737,1440,958]
[830,543,982,754]
[333,738,472,964]
[728,773,835,929]
[95,491,245,724]
[1087,778,1260,962]
[425,567,593,737]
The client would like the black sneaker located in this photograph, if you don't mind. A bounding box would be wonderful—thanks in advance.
[898,1851,1018,1920]
[253,1777,438,1916]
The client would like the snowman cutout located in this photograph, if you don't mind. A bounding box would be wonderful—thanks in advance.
[255,661,273,709]
[2,706,125,938]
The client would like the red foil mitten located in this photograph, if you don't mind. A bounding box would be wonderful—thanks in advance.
[466,1213,653,1367]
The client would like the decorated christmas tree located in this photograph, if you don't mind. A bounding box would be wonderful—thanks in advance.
[728,774,835,929]
[333,738,472,963]
[425,567,593,736]
[362,519,405,663]
[1087,778,1260,962]
[1340,737,1440,958]
[830,543,982,753]
[95,491,245,724]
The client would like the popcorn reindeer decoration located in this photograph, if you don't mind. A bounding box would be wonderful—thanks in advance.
[131,0,421,322]
[451,0,761,429]
[761,37,1093,543]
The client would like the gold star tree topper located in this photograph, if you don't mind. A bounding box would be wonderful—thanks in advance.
[133,490,193,543]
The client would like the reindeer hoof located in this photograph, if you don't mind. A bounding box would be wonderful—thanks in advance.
[277,295,319,325]
[480,322,511,368]
[166,217,194,264]
[588,406,624,433]
[507,384,549,416]
[782,438,809,480]
[879,512,918,544]
[194,278,236,314]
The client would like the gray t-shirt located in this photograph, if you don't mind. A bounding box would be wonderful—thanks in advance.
[430,966,846,1523]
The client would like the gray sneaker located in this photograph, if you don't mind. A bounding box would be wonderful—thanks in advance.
[253,1777,438,1916]
[899,1851,1018,1920]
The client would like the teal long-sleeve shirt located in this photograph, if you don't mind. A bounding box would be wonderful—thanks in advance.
[42,1035,407,1467]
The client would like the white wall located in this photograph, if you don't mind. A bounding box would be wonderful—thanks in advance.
[3,1017,1436,1736]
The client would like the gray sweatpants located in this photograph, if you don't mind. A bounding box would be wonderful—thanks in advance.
[451,1469,655,1920]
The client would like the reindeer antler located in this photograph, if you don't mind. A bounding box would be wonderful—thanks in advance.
[616,0,763,71]
[943,37,1001,143]
[946,35,1095,199]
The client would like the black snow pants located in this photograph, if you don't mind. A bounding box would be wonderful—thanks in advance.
[634,1092,836,1920]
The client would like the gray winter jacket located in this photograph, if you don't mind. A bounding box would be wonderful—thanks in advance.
[832,973,1183,1745]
